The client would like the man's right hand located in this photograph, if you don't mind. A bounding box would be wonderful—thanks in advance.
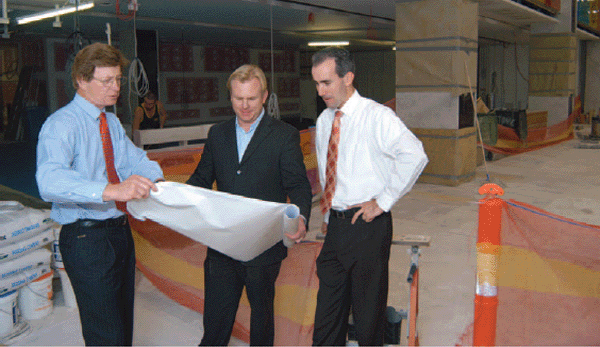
[102,175,157,202]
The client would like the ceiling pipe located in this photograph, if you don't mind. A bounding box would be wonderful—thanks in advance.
[243,0,394,24]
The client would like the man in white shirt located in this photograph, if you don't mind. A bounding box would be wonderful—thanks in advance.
[311,47,428,346]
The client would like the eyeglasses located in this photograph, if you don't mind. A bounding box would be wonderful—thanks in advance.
[92,76,128,87]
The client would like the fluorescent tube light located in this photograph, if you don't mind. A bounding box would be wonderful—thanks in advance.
[16,1,94,25]
[308,41,350,47]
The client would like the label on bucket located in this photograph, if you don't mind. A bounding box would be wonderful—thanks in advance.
[53,241,62,263]
[0,290,17,337]
[11,303,16,325]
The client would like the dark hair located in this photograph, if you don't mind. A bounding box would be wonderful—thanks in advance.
[71,42,129,90]
[311,47,355,78]
[144,91,157,101]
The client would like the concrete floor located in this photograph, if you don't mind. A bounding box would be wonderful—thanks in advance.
[10,125,600,346]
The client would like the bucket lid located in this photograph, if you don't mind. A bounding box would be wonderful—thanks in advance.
[33,270,54,282]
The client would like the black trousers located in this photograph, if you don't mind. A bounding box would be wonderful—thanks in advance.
[312,211,393,346]
[59,216,136,346]
[200,250,282,346]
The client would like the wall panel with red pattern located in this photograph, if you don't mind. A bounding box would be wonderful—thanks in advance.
[258,51,296,73]
[166,77,219,104]
[160,43,194,72]
[204,46,250,72]
[277,77,300,98]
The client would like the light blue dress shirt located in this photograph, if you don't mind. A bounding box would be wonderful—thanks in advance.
[36,93,164,224]
[235,109,264,163]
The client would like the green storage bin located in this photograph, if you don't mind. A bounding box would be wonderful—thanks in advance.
[477,113,498,146]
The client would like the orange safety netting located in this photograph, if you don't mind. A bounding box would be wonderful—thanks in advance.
[481,114,575,155]
[482,95,581,155]
[131,127,322,345]
[457,199,600,346]
[383,97,580,156]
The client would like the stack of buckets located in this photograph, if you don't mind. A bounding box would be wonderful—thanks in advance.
[17,270,53,321]
[52,227,78,309]
[0,201,55,343]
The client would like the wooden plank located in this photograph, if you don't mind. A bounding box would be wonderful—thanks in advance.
[392,234,431,247]
[315,233,431,247]
[133,123,215,149]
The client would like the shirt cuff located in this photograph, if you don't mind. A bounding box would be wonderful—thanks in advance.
[89,182,110,203]
[299,214,307,227]
[376,194,395,213]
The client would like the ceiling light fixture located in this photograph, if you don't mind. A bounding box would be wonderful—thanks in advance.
[16,1,95,25]
[308,41,350,47]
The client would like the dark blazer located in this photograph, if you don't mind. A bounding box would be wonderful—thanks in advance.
[187,114,312,266]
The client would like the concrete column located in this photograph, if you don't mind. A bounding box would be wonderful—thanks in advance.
[584,41,600,114]
[395,0,478,186]
[529,0,577,126]
[528,33,577,125]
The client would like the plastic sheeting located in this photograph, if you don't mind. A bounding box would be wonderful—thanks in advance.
[395,0,478,95]
[127,181,301,262]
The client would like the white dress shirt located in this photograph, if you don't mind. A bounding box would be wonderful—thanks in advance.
[315,90,428,219]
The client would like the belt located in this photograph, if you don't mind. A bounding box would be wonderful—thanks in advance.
[73,215,128,229]
[330,207,360,219]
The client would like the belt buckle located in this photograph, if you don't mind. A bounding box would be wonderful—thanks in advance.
[332,209,347,219]
[111,215,127,227]
[80,220,95,228]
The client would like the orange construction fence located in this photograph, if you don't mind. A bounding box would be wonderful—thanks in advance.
[458,184,600,346]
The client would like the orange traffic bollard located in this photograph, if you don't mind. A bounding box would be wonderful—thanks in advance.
[473,183,504,346]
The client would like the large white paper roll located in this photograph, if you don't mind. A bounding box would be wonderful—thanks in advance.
[127,181,300,262]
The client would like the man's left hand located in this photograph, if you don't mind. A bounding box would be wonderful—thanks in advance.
[351,199,384,224]
[285,219,307,244]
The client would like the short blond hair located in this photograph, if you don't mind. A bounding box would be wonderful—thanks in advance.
[71,42,129,90]
[227,64,268,94]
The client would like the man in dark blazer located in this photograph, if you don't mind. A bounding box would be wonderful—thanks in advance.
[187,64,312,346]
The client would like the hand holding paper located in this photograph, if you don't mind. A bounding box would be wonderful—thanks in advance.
[127,181,301,261]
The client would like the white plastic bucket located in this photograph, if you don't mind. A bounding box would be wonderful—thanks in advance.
[57,268,77,308]
[18,270,53,320]
[0,290,17,337]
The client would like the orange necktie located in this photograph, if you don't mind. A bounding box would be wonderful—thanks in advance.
[320,110,343,215]
[99,112,127,213]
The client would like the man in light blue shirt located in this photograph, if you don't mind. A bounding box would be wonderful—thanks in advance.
[235,111,263,162]
[36,42,163,346]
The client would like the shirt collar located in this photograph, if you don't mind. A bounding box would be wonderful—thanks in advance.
[337,90,360,117]
[74,93,106,121]
[235,108,265,133]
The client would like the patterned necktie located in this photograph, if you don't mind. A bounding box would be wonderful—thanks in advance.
[99,112,127,213]
[320,110,343,215]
